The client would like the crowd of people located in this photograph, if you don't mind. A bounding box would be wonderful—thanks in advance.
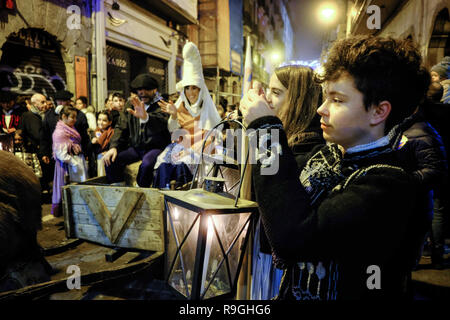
[0,38,449,299]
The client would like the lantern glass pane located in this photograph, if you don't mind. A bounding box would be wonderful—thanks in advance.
[203,249,231,299]
[216,212,251,282]
[201,212,251,298]
[220,167,240,197]
[213,212,251,253]
[169,253,188,297]
[167,202,200,298]
[200,215,231,298]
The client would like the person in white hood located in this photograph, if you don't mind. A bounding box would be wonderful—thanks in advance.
[154,41,222,188]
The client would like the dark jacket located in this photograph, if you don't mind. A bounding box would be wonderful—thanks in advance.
[40,108,90,158]
[420,101,450,193]
[259,126,325,254]
[17,111,42,155]
[249,116,426,300]
[395,112,448,230]
[109,100,170,152]
[398,111,448,191]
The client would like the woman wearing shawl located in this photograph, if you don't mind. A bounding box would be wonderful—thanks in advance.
[154,41,222,189]
[51,106,88,216]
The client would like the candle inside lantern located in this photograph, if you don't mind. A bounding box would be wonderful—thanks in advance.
[173,207,180,220]
[172,207,182,241]
[200,216,214,295]
[171,206,186,280]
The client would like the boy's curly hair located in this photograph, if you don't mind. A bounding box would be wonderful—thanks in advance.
[317,35,430,132]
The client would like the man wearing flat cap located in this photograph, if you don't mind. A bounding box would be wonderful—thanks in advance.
[103,74,171,187]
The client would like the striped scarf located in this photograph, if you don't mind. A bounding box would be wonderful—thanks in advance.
[281,123,405,300]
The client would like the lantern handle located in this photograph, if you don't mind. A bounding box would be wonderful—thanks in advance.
[190,113,250,207]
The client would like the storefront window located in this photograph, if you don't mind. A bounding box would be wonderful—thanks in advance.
[107,42,168,99]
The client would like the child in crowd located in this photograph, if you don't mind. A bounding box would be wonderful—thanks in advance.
[91,111,114,176]
[105,92,124,127]
[430,56,450,103]
[51,105,88,216]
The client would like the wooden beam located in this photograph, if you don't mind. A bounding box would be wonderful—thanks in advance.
[80,187,112,241]
[62,186,75,238]
[110,190,146,244]
[105,248,128,263]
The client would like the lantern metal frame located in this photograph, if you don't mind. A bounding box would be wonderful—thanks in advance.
[162,190,258,300]
[190,115,250,206]
[162,114,257,300]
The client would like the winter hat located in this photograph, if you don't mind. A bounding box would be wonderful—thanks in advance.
[53,90,73,101]
[174,41,221,130]
[431,56,450,80]
[0,90,17,102]
[131,74,158,90]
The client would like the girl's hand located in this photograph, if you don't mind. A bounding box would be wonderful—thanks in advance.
[239,89,275,125]
[91,137,98,144]
[158,100,177,119]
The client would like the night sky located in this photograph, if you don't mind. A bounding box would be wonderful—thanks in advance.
[288,0,340,61]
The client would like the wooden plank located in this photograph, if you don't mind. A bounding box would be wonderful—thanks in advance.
[0,252,164,300]
[69,185,163,209]
[75,56,88,99]
[75,224,110,244]
[62,186,76,238]
[116,229,163,251]
[71,205,162,230]
[110,190,145,244]
[79,187,112,241]
[105,248,127,263]
[74,223,163,251]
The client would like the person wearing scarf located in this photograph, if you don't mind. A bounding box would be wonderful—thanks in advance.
[153,42,222,189]
[240,36,431,300]
[91,111,114,176]
[16,93,47,154]
[51,106,87,217]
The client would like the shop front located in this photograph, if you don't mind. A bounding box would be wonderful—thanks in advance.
[106,41,168,99]
[0,28,67,98]
[103,0,178,101]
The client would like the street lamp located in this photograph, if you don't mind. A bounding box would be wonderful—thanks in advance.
[317,2,338,25]
[271,51,281,63]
